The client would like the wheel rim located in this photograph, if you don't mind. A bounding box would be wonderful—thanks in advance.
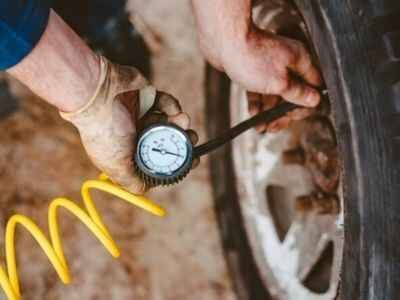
[228,3,344,298]
[230,85,343,299]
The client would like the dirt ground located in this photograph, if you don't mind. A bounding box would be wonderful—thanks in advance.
[0,1,236,299]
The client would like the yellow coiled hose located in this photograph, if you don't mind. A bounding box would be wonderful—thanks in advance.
[0,173,165,300]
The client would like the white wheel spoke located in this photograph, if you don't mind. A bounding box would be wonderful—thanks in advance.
[230,82,343,300]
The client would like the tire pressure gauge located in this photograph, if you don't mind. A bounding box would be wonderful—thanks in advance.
[134,102,299,187]
[134,123,193,187]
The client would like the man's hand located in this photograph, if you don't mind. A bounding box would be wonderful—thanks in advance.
[61,56,198,194]
[222,28,321,106]
[223,28,322,132]
[7,10,197,194]
[192,0,322,132]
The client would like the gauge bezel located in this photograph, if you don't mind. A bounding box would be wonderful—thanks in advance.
[134,123,193,182]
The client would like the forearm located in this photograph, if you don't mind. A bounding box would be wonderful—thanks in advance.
[191,0,252,68]
[7,10,100,112]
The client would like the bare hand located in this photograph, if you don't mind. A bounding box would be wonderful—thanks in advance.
[192,0,322,132]
[220,28,322,132]
[222,28,322,106]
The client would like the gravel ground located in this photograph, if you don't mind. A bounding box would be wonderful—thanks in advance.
[0,1,236,299]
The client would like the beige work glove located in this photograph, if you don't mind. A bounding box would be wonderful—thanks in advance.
[61,56,198,194]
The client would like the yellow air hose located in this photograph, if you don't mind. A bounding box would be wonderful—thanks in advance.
[0,173,165,300]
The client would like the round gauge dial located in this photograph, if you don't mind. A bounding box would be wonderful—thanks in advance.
[134,124,193,185]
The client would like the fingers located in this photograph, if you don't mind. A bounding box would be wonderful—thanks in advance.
[247,90,317,133]
[265,108,314,132]
[247,92,280,111]
[280,77,320,107]
[289,44,322,87]
[168,112,190,129]
[267,107,315,132]
[138,112,166,130]
[248,93,288,133]
[110,176,148,195]
[153,92,182,115]
[146,91,191,129]
[248,93,281,132]
[287,107,316,121]
[187,129,199,145]
[156,95,197,144]
[188,129,200,169]
[279,41,322,108]
[248,94,262,115]
[102,159,148,195]
[267,117,291,133]
[191,157,200,169]
[124,176,149,195]
[247,92,264,132]
[298,63,322,87]
[140,91,188,126]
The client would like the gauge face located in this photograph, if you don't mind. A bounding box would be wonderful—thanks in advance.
[135,124,192,179]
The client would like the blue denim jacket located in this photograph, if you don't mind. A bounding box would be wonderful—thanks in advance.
[0,0,50,70]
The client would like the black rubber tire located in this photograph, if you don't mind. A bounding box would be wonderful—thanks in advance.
[205,1,400,299]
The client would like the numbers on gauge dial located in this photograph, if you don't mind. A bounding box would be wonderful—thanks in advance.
[138,127,189,175]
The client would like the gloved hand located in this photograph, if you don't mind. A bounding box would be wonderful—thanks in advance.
[61,56,198,194]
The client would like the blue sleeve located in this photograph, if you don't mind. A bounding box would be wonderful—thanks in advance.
[0,0,50,70]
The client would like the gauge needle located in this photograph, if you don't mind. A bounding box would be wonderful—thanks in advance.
[152,148,183,158]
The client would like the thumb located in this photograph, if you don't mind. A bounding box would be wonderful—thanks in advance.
[280,77,320,107]
[105,160,148,195]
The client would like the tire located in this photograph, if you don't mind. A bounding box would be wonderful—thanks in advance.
[205,1,400,299]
